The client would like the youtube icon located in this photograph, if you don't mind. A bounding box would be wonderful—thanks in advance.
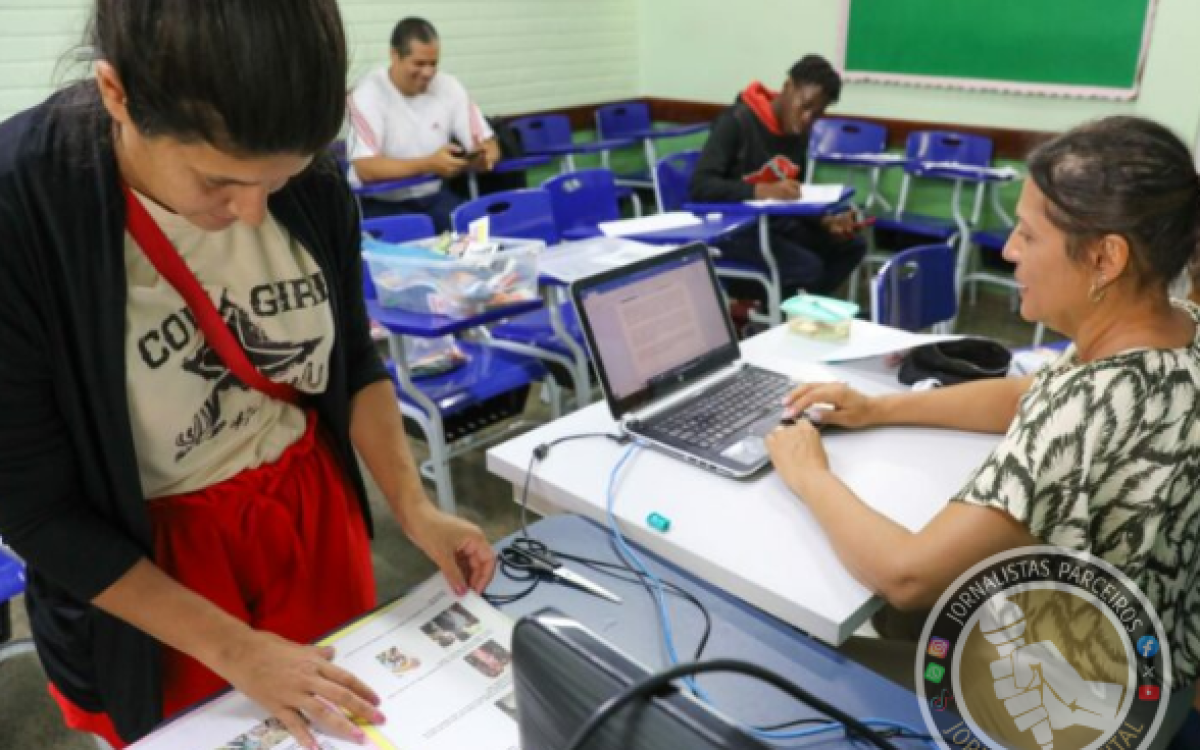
[1139,685,1161,701]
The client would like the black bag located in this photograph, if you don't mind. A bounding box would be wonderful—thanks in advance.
[898,337,1013,387]
[448,116,529,198]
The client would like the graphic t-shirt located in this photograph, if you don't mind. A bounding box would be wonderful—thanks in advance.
[958,301,1200,685]
[124,191,334,499]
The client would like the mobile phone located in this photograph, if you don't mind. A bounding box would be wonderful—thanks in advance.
[452,146,484,161]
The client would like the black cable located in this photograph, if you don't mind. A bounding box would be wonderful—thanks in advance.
[485,432,714,660]
[562,659,901,750]
[494,435,891,740]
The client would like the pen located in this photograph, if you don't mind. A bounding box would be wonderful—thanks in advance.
[805,294,844,318]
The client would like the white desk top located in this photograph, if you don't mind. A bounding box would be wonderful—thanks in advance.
[486,323,1001,644]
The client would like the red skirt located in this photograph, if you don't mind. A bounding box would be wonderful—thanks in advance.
[50,413,375,747]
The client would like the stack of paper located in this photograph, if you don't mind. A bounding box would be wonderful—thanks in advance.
[746,183,846,207]
[598,211,702,237]
[131,577,519,750]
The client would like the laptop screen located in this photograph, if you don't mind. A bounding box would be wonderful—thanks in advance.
[572,244,739,419]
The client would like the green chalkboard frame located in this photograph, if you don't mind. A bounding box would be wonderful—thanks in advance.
[838,0,1157,100]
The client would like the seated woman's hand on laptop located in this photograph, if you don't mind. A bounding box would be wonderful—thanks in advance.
[765,419,829,492]
[781,382,877,428]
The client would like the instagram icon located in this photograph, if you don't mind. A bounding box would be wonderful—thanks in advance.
[927,637,950,659]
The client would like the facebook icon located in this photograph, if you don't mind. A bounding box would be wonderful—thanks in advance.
[1137,636,1160,659]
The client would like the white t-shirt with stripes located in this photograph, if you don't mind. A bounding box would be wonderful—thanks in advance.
[346,67,492,202]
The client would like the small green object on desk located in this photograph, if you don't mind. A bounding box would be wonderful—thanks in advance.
[647,512,671,533]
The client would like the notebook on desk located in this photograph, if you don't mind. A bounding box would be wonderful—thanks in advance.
[570,243,795,478]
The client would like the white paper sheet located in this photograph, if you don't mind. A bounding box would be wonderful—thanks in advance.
[746,183,846,207]
[130,577,518,750]
[797,321,961,362]
[537,237,669,284]
[598,211,702,237]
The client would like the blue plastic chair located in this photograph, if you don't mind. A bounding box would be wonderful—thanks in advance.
[594,101,710,212]
[543,169,621,240]
[452,190,593,409]
[869,130,998,304]
[362,213,435,244]
[452,188,560,246]
[870,243,958,333]
[656,150,701,213]
[0,546,33,664]
[806,118,892,210]
[509,115,643,217]
[361,214,549,512]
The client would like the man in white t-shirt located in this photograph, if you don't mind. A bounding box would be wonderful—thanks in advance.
[347,17,500,231]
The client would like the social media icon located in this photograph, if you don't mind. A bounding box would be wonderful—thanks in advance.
[930,689,954,711]
[1137,636,1159,658]
[1142,665,1156,680]
[925,663,946,683]
[927,637,950,659]
[1139,685,1161,701]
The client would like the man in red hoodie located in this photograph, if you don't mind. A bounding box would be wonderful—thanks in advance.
[690,55,865,300]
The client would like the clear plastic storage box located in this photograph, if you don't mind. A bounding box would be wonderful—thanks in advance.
[363,237,543,317]
[780,294,859,341]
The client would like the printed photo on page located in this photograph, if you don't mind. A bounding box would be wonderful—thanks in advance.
[128,576,518,750]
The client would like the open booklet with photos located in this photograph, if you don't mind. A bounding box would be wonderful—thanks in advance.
[130,576,518,750]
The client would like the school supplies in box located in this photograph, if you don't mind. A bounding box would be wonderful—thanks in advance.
[781,293,859,341]
[363,236,542,317]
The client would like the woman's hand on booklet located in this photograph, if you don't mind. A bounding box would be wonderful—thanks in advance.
[214,629,385,750]
[405,503,497,597]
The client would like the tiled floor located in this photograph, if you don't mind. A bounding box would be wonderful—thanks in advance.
[0,286,1053,749]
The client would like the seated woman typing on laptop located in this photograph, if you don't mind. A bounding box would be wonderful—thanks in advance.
[766,116,1200,742]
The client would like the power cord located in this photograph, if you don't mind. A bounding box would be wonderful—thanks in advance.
[600,444,936,747]
[484,433,715,662]
[492,435,933,747]
[561,659,902,750]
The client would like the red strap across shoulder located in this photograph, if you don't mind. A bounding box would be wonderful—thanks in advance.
[122,184,302,405]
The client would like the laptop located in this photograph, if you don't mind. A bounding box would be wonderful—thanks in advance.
[571,243,795,478]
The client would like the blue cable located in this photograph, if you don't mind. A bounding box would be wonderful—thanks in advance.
[602,444,935,747]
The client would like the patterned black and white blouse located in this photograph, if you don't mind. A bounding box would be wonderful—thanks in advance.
[959,301,1200,687]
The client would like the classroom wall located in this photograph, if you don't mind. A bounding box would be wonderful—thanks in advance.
[0,0,640,123]
[5,1,1197,145]
[0,0,91,122]
[340,0,639,116]
[637,0,1200,144]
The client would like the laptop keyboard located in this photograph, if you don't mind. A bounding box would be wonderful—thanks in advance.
[653,369,793,449]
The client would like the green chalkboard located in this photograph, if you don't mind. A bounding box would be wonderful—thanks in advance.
[842,0,1154,95]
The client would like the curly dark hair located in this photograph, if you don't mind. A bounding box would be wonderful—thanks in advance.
[788,55,842,104]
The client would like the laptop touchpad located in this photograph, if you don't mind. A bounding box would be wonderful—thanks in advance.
[721,435,766,465]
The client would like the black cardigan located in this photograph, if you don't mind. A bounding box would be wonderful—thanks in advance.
[0,90,390,741]
[688,98,809,204]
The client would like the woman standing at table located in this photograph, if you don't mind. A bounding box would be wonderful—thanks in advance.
[0,1,494,748]
[766,116,1199,745]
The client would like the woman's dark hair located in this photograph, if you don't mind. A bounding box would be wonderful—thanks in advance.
[788,55,842,104]
[84,0,348,156]
[1028,115,1200,288]
[391,17,439,57]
